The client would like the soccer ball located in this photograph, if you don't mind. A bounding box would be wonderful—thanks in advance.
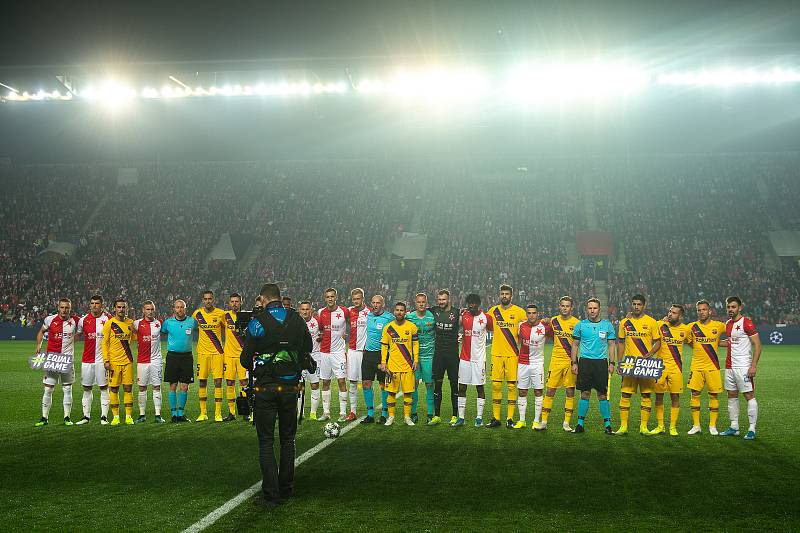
[323,422,341,439]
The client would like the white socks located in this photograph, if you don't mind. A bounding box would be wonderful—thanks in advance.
[62,384,72,418]
[728,397,740,430]
[100,388,110,418]
[348,382,358,414]
[518,396,527,422]
[338,389,348,416]
[457,396,466,419]
[310,388,320,415]
[476,397,485,419]
[42,387,54,418]
[322,389,331,415]
[139,391,148,415]
[747,398,758,432]
[82,390,93,418]
[153,389,162,416]
[534,396,543,424]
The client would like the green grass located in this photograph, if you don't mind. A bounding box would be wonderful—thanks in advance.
[1,341,798,532]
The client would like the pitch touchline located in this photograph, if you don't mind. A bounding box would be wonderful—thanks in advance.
[182,414,368,533]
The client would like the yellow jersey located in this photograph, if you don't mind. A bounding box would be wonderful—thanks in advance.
[687,320,725,370]
[380,320,419,373]
[487,304,526,358]
[656,321,689,372]
[193,307,226,355]
[223,310,244,359]
[618,314,660,357]
[102,317,135,365]
[550,315,579,361]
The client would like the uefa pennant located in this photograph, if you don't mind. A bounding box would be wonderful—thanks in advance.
[618,355,664,380]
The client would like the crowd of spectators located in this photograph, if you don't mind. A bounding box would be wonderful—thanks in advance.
[1,156,799,326]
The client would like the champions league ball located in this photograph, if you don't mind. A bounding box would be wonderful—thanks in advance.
[323,422,341,439]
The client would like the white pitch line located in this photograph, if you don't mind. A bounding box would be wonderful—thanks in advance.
[182,412,369,533]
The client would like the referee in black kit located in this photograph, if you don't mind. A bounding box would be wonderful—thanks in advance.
[241,283,313,507]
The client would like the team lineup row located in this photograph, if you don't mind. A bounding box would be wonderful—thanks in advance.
[32,285,762,439]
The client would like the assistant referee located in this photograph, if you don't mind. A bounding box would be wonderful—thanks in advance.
[570,298,616,434]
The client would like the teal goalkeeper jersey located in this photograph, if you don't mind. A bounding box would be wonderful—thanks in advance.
[406,310,436,359]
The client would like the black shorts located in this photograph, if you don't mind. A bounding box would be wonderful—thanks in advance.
[361,350,386,383]
[164,351,195,384]
[576,358,609,394]
[433,349,459,382]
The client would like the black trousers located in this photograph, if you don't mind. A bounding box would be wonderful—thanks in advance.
[254,385,298,501]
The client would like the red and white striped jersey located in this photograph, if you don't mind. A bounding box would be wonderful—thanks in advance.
[348,306,370,351]
[305,316,321,354]
[42,314,80,356]
[460,310,493,362]
[518,320,550,365]
[726,316,758,368]
[134,318,163,363]
[78,312,111,363]
[317,306,350,354]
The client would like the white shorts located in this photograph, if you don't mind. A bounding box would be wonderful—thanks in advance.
[347,350,363,382]
[725,367,754,393]
[302,353,322,384]
[137,362,163,387]
[43,367,75,386]
[458,359,486,386]
[80,361,108,387]
[320,352,347,380]
[517,361,544,391]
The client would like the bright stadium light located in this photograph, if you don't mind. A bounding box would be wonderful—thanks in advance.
[356,68,487,101]
[505,61,649,104]
[658,68,800,86]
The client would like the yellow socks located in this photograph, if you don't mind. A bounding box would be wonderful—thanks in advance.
[492,381,502,420]
[709,396,719,427]
[214,388,223,417]
[670,406,680,429]
[124,391,132,418]
[564,395,575,424]
[226,385,236,414]
[506,382,517,420]
[619,396,631,428]
[640,396,652,428]
[541,395,553,424]
[691,394,701,426]
[656,403,665,427]
[110,390,119,417]
[387,392,396,418]
[404,395,412,419]
[199,386,208,415]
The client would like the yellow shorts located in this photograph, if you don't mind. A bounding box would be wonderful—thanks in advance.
[546,359,577,389]
[490,355,518,382]
[384,371,416,394]
[197,352,224,380]
[223,356,247,381]
[107,363,133,388]
[620,375,655,395]
[688,368,723,394]
[654,369,684,394]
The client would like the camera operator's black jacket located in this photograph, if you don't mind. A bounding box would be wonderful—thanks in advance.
[240,303,313,385]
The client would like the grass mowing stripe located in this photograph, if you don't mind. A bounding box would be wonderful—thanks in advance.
[182,410,368,532]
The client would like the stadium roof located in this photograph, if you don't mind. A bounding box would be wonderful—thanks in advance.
[2,1,799,71]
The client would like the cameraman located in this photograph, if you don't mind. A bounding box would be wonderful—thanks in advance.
[241,283,313,507]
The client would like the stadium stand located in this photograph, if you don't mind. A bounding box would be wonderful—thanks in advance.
[1,156,799,325]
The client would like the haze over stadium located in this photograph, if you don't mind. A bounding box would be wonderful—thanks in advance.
[1,2,800,531]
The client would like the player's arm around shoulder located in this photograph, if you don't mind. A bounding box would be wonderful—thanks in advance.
[570,325,580,374]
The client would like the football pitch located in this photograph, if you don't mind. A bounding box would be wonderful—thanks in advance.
[2,342,798,532]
